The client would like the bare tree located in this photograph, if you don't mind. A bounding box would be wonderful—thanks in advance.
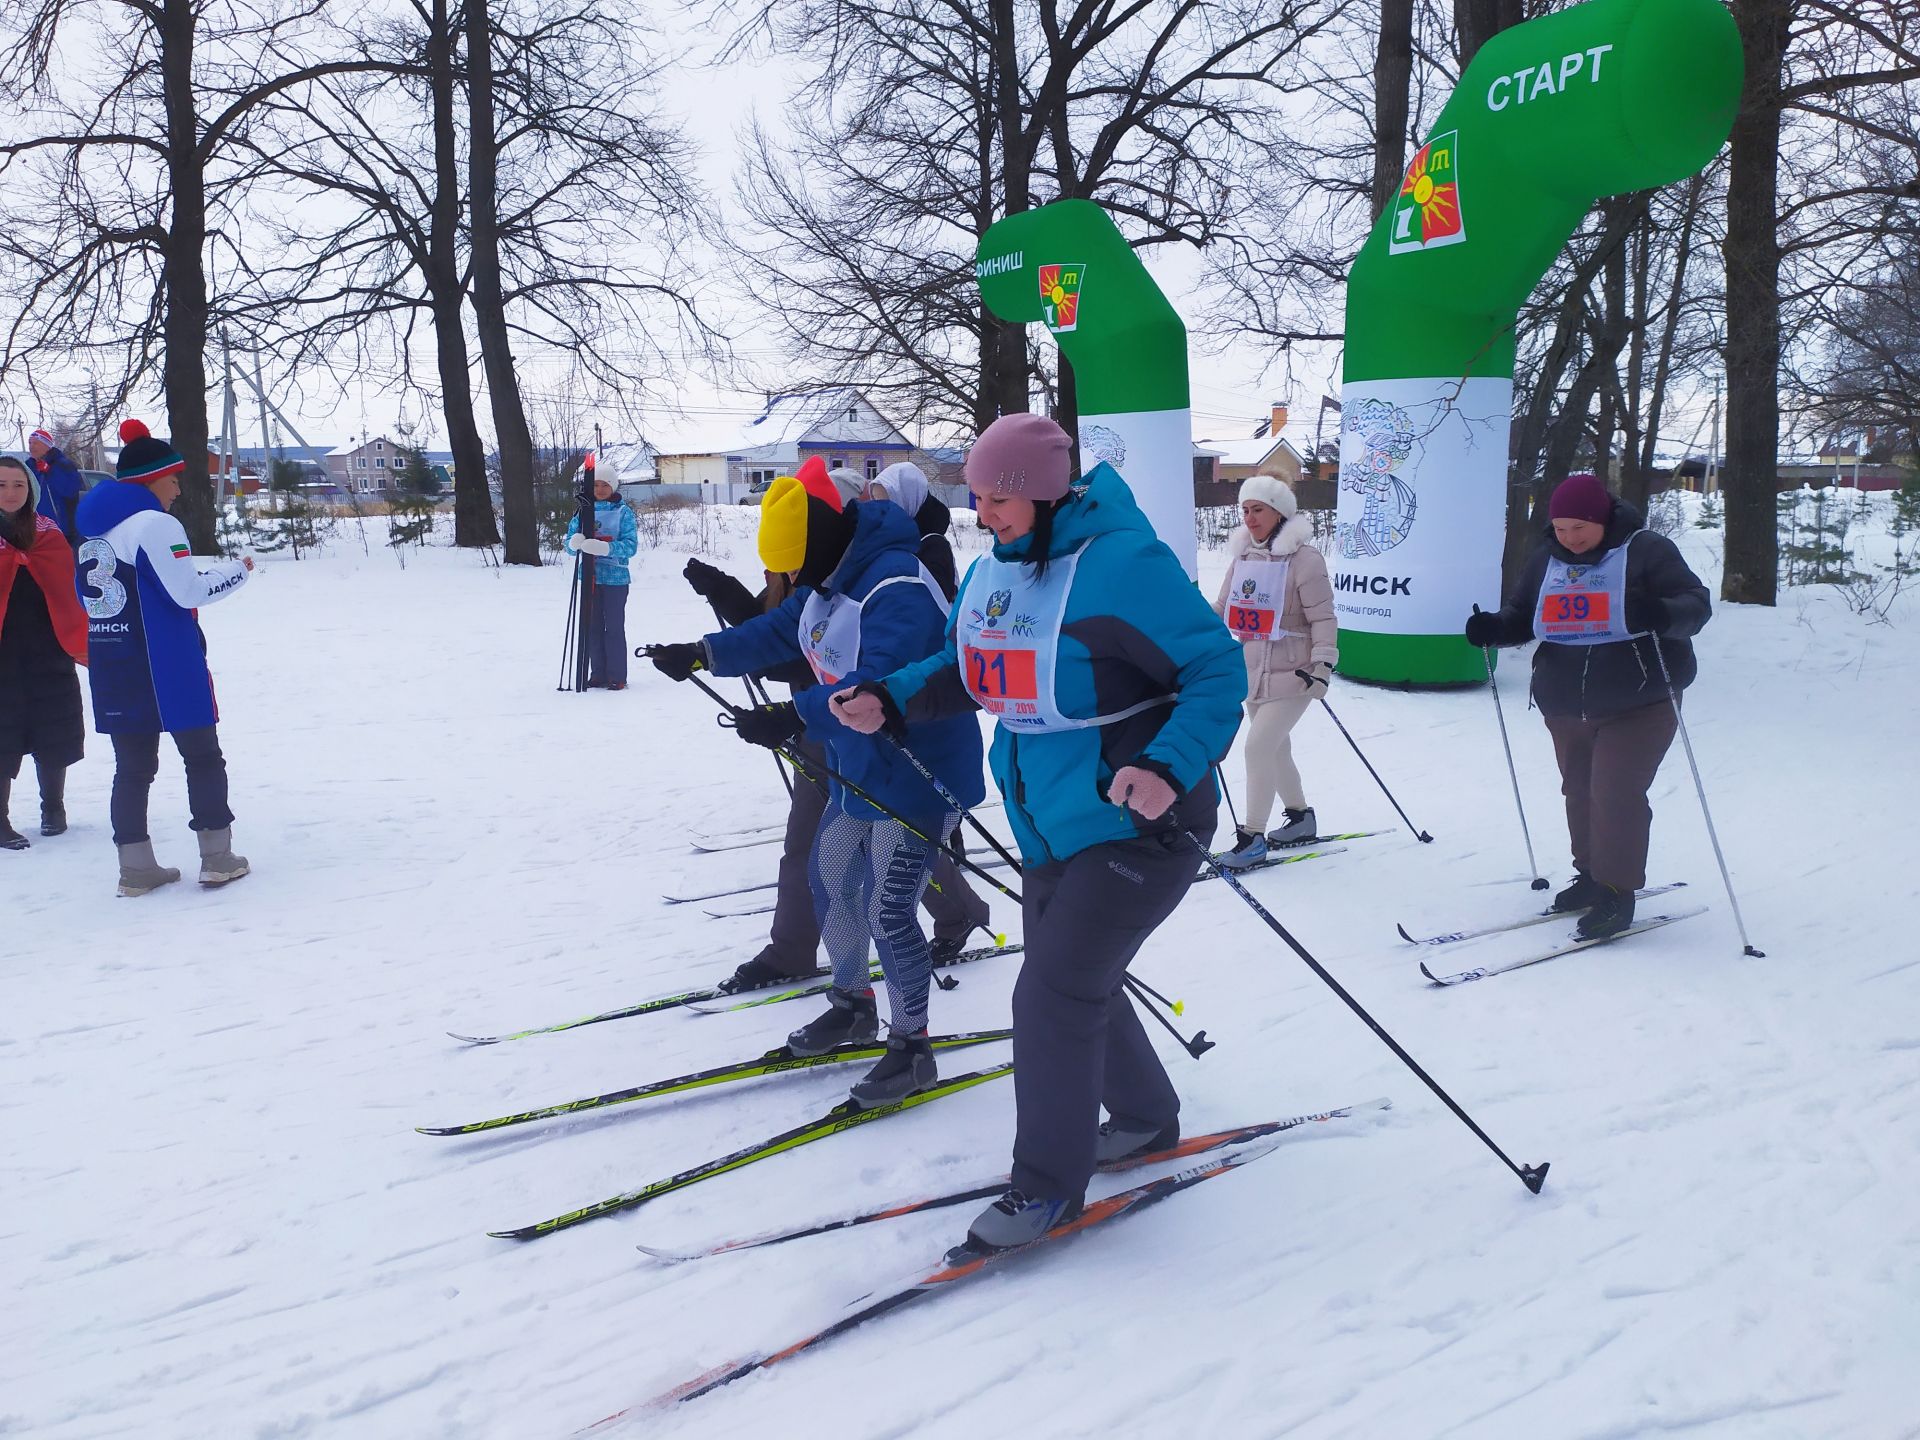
[0,0,382,552]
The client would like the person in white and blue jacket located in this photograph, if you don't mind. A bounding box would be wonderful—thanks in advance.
[564,467,639,689]
[649,476,986,1109]
[833,413,1245,1255]
[75,420,253,897]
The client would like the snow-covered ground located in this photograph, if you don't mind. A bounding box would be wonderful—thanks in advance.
[9,498,1916,1440]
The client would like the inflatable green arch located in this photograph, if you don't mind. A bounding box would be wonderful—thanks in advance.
[1336,0,1741,684]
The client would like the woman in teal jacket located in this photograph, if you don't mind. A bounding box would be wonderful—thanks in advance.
[565,472,639,688]
[834,413,1244,1254]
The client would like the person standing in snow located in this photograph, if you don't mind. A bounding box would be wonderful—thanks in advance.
[1210,476,1337,869]
[650,473,985,1107]
[27,427,85,543]
[565,466,638,690]
[75,420,253,896]
[1464,472,1711,939]
[832,413,1245,1253]
[0,456,88,848]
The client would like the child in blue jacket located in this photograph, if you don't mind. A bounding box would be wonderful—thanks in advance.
[565,470,639,689]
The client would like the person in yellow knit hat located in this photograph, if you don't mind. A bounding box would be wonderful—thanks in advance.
[649,476,986,1108]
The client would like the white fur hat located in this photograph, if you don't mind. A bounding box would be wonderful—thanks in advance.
[1238,473,1298,518]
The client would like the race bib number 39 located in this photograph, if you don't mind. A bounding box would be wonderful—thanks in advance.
[963,645,1039,711]
[1538,590,1611,635]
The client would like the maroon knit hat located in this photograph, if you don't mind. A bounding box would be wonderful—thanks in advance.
[965,413,1074,501]
[1549,472,1613,526]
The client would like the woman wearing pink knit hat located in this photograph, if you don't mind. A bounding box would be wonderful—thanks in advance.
[1464,472,1712,939]
[832,412,1245,1256]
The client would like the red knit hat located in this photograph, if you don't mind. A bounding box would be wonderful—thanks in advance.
[115,418,186,485]
[791,456,844,512]
[1549,472,1613,526]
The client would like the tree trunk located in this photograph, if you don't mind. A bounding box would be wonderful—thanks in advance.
[1617,220,1651,510]
[1722,0,1789,605]
[985,0,1029,419]
[1454,0,1524,67]
[159,0,216,553]
[466,0,539,565]
[1371,0,1415,221]
[429,0,498,548]
[1635,173,1705,503]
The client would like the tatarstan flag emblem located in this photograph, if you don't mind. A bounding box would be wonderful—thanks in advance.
[1388,132,1465,254]
[1039,263,1085,333]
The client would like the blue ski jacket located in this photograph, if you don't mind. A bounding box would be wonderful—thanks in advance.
[883,462,1245,865]
[565,496,639,586]
[704,499,985,829]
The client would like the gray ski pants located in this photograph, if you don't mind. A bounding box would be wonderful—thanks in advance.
[1009,824,1212,1202]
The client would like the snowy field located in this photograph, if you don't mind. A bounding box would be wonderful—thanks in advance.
[9,496,1917,1440]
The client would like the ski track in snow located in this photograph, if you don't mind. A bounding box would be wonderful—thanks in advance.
[8,505,1917,1439]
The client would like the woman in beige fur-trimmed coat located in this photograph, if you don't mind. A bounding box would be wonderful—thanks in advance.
[1210,474,1338,868]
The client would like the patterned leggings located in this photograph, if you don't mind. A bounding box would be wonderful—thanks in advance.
[809,801,945,1033]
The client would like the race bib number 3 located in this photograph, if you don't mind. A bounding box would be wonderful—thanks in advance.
[1227,604,1276,638]
[964,646,1039,708]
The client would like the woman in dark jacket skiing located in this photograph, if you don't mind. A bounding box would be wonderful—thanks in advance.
[833,413,1245,1255]
[0,456,88,848]
[1464,472,1712,939]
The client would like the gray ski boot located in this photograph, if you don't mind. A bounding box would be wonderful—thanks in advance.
[118,840,182,897]
[1265,806,1317,847]
[955,1188,1083,1256]
[847,1030,937,1109]
[1094,1115,1180,1165]
[197,827,250,887]
[786,987,879,1057]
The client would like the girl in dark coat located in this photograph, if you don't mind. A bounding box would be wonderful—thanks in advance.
[1465,472,1712,938]
[0,456,88,848]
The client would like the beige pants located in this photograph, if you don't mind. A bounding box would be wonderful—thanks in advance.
[1241,694,1313,831]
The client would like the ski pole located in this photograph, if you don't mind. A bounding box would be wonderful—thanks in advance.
[664,663,1023,905]
[1122,975,1214,1059]
[1473,620,1549,890]
[703,599,796,802]
[1650,645,1764,957]
[556,553,582,691]
[1185,829,1549,1194]
[1214,764,1243,835]
[883,736,1024,878]
[1294,670,1433,842]
[1123,971,1185,1017]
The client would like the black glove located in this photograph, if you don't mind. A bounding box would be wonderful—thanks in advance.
[683,558,730,602]
[1625,594,1670,636]
[1463,611,1504,648]
[843,680,908,741]
[648,641,706,682]
[731,701,804,749]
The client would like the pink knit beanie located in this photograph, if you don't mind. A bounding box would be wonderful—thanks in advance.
[964,413,1074,501]
[1549,472,1613,526]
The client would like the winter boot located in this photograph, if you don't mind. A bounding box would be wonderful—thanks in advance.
[955,1188,1084,1257]
[37,762,67,836]
[196,827,250,887]
[1216,827,1268,871]
[1265,806,1317,847]
[0,778,27,850]
[1552,873,1607,913]
[786,986,880,1057]
[1576,886,1636,940]
[117,840,181,897]
[1094,1116,1181,1166]
[719,952,807,995]
[847,1030,938,1108]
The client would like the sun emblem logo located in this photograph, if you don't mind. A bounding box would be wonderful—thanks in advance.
[1388,131,1465,254]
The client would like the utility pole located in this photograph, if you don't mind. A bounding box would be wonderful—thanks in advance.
[1705,379,1721,495]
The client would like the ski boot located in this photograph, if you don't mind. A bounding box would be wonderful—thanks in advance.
[197,827,250,887]
[1216,828,1268,871]
[847,1030,937,1108]
[953,1188,1083,1258]
[1552,873,1606,913]
[718,952,807,995]
[118,841,182,897]
[786,986,879,1057]
[929,918,993,966]
[1094,1115,1180,1166]
[1265,807,1317,847]
[1576,886,1636,940]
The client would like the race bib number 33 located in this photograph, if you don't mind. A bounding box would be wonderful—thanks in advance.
[1227,604,1275,638]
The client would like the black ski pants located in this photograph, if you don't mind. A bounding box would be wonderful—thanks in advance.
[110,726,233,846]
[1009,823,1212,1203]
